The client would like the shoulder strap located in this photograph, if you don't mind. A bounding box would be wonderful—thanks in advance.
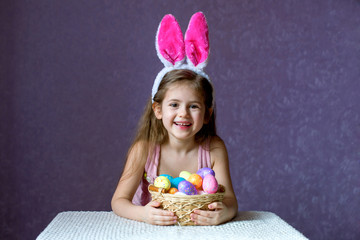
[198,139,211,169]
[144,145,160,183]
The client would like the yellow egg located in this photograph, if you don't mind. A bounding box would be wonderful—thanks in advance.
[179,171,192,180]
[154,176,171,191]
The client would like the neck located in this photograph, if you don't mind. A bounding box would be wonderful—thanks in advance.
[164,137,197,154]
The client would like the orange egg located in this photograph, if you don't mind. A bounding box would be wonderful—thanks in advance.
[168,187,178,194]
[188,173,203,189]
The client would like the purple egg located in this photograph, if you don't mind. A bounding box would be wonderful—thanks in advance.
[178,180,198,195]
[196,167,215,179]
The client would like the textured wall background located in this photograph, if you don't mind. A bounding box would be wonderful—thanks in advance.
[1,1,359,239]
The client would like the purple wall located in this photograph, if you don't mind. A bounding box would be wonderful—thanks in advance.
[1,1,359,239]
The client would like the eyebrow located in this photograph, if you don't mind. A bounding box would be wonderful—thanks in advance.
[167,99,203,105]
[168,98,201,103]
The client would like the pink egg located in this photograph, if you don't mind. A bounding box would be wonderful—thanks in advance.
[202,174,218,194]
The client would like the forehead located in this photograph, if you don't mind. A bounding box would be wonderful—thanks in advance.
[164,82,204,102]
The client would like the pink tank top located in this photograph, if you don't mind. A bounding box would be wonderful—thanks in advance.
[132,142,212,206]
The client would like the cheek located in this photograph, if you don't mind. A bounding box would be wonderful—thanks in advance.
[162,111,175,122]
[193,111,205,123]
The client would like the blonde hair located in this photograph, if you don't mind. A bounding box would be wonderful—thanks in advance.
[122,69,216,180]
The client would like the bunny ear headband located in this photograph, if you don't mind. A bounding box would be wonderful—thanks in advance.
[152,12,211,102]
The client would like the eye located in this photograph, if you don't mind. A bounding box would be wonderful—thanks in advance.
[189,104,200,109]
[169,103,178,108]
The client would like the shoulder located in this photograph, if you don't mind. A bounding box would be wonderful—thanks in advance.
[127,140,154,168]
[209,136,227,151]
[128,140,146,157]
[208,136,228,166]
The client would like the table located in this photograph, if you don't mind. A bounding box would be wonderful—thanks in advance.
[37,211,308,240]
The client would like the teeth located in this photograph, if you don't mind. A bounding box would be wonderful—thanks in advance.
[176,122,191,126]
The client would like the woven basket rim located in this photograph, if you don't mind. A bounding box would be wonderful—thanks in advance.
[148,184,225,199]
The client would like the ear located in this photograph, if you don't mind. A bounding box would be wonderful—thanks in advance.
[156,14,186,67]
[152,102,162,119]
[204,107,213,124]
[184,12,209,69]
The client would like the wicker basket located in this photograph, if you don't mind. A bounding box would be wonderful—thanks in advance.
[148,185,225,226]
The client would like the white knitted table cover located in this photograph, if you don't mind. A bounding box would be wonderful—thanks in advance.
[37,211,308,240]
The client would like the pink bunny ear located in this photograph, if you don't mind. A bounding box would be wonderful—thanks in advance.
[185,12,209,69]
[156,14,185,67]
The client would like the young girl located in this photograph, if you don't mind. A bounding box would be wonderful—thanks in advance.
[111,12,238,226]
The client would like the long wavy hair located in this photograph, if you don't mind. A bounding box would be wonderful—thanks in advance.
[122,69,217,180]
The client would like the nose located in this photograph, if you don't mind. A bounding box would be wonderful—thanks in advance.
[178,106,189,118]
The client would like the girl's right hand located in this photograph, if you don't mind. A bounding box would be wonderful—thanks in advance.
[143,201,177,225]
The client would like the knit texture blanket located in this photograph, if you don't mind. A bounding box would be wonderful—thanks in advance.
[37,211,308,240]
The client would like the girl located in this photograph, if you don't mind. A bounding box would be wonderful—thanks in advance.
[111,12,238,226]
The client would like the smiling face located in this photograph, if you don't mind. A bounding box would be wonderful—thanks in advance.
[153,81,207,142]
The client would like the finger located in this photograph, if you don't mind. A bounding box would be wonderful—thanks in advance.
[208,202,224,210]
[191,210,219,226]
[193,209,212,218]
[152,208,175,217]
[151,207,177,219]
[152,211,177,225]
[154,217,177,225]
[191,212,210,225]
[146,201,177,225]
[147,201,175,217]
[148,201,162,208]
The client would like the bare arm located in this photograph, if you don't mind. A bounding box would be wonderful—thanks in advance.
[111,142,177,225]
[191,136,238,225]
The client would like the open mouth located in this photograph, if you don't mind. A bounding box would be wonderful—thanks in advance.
[174,122,192,127]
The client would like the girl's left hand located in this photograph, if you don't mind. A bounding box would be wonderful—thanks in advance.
[190,202,228,225]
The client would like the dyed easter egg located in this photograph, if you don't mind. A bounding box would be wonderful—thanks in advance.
[178,181,198,195]
[179,171,192,180]
[154,176,171,191]
[160,174,173,182]
[171,177,185,188]
[168,187,178,194]
[196,167,215,179]
[202,174,218,194]
[188,173,203,189]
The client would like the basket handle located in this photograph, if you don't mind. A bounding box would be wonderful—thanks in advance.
[218,185,226,193]
[149,185,166,193]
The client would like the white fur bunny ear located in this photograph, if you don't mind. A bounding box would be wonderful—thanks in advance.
[152,12,212,103]
[184,12,209,69]
[156,14,185,67]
